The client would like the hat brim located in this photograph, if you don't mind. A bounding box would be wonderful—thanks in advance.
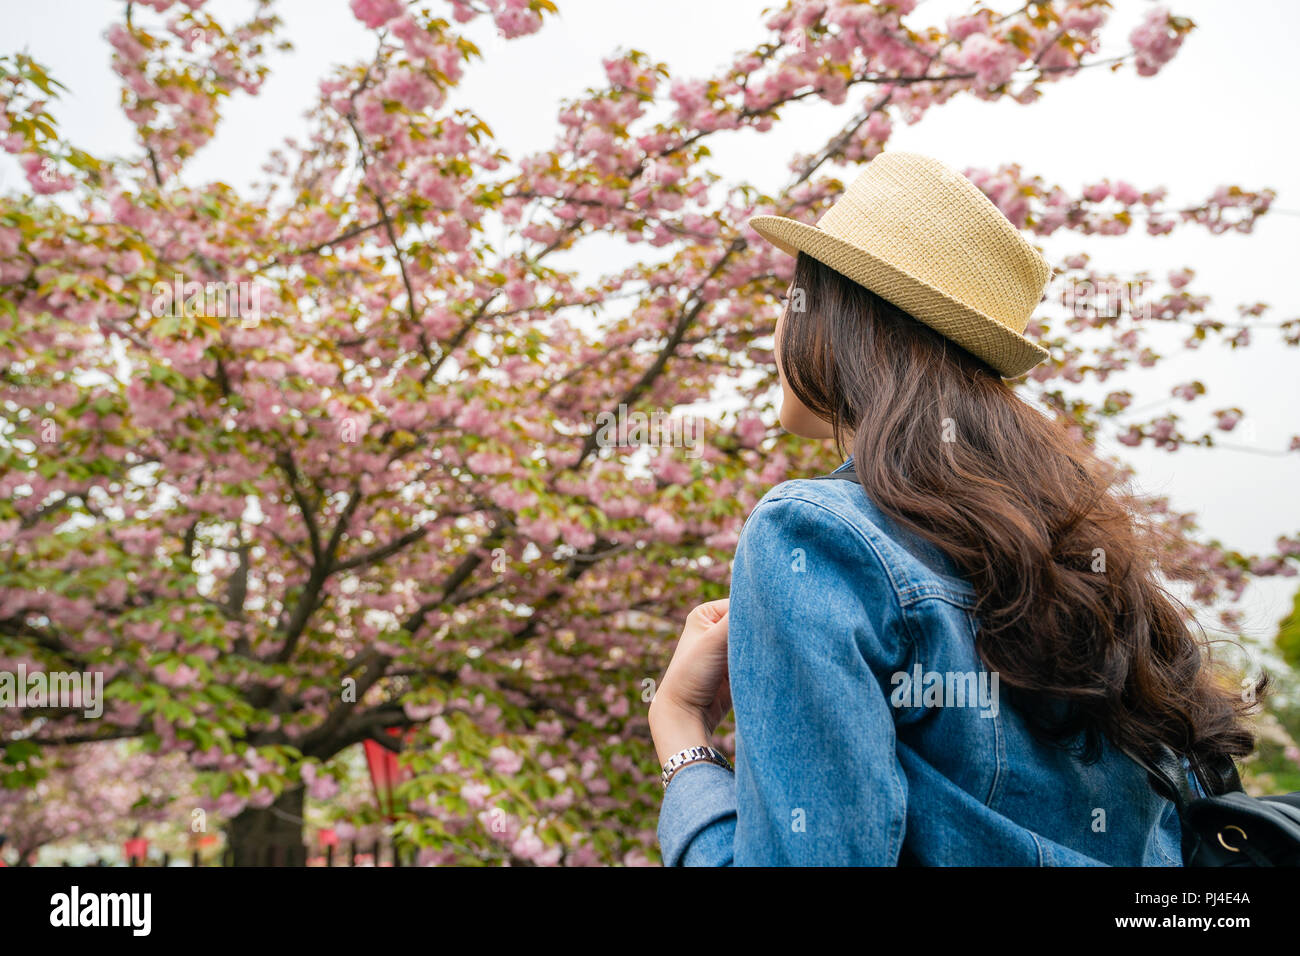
[749,214,1050,379]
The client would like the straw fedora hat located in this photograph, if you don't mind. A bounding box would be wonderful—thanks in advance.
[748,151,1053,378]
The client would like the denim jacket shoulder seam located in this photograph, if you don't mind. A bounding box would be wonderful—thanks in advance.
[758,486,977,611]
[751,490,899,583]
[747,492,910,626]
[895,585,978,611]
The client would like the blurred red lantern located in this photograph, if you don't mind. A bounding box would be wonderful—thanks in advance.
[123,835,148,864]
[318,828,339,848]
[363,727,414,820]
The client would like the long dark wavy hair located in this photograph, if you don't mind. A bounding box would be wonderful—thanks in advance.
[778,251,1264,782]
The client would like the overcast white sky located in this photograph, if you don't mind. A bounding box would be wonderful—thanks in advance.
[6,0,1299,657]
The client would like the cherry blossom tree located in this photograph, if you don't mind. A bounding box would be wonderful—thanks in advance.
[0,741,192,863]
[1,0,1296,865]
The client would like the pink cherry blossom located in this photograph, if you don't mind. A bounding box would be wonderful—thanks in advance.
[349,0,405,30]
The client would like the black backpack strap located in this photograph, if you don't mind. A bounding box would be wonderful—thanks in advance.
[1120,742,1197,812]
[1136,744,1244,800]
[1192,751,1244,795]
[1119,741,1207,863]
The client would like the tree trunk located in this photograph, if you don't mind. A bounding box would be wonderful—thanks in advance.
[225,786,306,866]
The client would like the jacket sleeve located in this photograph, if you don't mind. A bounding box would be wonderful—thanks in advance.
[656,760,737,866]
[656,492,910,866]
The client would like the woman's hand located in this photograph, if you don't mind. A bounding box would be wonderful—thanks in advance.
[649,599,731,766]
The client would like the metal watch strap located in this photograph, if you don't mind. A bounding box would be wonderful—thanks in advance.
[660,745,733,789]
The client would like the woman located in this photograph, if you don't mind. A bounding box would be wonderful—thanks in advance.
[648,152,1262,866]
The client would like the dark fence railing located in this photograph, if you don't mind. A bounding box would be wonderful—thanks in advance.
[43,838,413,867]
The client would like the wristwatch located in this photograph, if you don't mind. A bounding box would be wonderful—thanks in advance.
[660,745,734,789]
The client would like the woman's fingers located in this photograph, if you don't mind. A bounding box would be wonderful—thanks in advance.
[699,597,729,621]
[655,604,734,729]
[685,598,730,633]
[701,611,729,646]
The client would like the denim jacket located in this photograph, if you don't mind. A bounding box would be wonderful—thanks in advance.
[657,457,1201,866]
